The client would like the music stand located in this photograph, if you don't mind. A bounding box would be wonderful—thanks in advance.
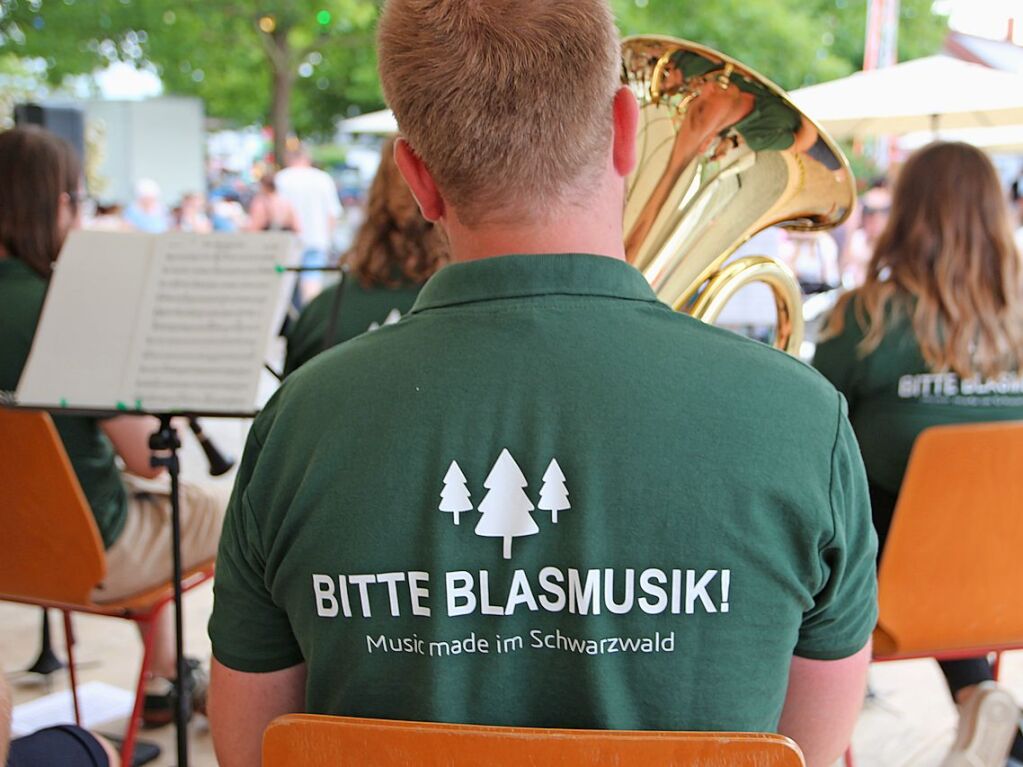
[12,230,297,767]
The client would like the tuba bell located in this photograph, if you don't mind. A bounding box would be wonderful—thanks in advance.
[622,36,855,354]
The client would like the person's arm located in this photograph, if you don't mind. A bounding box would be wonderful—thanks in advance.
[285,201,302,236]
[208,393,307,764]
[246,196,268,232]
[0,670,11,765]
[324,175,342,247]
[778,642,871,766]
[812,293,863,411]
[209,660,306,767]
[100,415,164,479]
[786,396,877,765]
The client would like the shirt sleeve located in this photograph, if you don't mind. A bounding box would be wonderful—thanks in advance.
[812,298,863,409]
[208,412,305,673]
[794,393,878,660]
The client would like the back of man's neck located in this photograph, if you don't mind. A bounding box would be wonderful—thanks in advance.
[450,235,625,263]
[447,211,627,263]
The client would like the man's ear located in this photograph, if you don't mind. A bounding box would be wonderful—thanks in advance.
[394,138,445,222]
[612,86,639,178]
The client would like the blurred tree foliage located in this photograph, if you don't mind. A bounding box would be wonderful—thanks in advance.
[0,0,380,163]
[0,51,45,127]
[615,0,948,90]
[0,0,946,153]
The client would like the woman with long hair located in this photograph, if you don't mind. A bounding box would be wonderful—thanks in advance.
[284,137,449,375]
[0,127,226,730]
[814,141,1023,764]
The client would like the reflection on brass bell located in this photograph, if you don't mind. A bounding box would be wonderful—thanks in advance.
[716,63,734,90]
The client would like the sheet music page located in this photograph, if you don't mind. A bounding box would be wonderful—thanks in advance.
[123,232,295,414]
[16,231,156,410]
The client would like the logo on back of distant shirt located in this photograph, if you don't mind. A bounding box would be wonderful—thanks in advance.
[897,372,1023,406]
[367,308,402,332]
[439,449,571,559]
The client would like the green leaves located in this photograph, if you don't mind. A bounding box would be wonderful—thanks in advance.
[0,0,381,137]
[612,0,947,90]
[0,0,946,138]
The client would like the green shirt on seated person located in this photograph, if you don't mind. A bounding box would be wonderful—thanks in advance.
[210,253,877,733]
[0,258,127,548]
[813,296,1023,496]
[283,276,422,376]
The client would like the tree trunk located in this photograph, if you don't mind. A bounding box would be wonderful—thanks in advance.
[269,27,294,169]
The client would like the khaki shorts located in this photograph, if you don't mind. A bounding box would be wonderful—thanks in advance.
[91,480,230,604]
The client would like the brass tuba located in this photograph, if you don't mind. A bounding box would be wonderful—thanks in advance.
[622,36,855,354]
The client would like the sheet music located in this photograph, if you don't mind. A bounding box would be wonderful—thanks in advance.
[125,233,292,412]
[16,232,156,410]
[16,231,295,416]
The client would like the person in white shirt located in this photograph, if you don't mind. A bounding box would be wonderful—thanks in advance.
[274,145,343,303]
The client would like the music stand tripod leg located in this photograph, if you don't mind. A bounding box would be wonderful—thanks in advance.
[149,415,189,767]
[26,608,64,676]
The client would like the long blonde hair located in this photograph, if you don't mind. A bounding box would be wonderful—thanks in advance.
[824,142,1023,378]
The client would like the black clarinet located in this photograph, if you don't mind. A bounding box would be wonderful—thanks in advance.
[187,418,235,476]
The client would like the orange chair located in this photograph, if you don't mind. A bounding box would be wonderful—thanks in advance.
[263,715,806,766]
[0,408,214,766]
[845,421,1023,766]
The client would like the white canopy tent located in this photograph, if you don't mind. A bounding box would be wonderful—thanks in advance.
[338,59,1023,145]
[791,56,1023,141]
[338,109,398,136]
[898,124,1023,154]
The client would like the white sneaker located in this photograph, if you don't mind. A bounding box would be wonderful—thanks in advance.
[940,682,1019,767]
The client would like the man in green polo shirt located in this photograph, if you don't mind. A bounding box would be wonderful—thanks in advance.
[207,2,877,765]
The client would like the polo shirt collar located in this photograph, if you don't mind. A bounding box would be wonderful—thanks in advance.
[410,253,659,313]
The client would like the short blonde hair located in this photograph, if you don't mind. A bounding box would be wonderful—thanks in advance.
[378,0,620,226]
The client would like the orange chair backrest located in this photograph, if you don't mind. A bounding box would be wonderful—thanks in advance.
[263,715,805,767]
[0,407,106,605]
[877,421,1023,656]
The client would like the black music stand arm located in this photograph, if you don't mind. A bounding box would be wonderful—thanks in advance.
[148,415,189,767]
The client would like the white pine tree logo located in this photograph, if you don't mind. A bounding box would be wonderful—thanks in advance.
[537,458,570,523]
[439,460,473,525]
[475,449,539,559]
[367,308,403,332]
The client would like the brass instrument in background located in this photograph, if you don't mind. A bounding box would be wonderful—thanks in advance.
[622,36,855,354]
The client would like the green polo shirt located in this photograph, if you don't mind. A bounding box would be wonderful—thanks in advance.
[284,277,423,376]
[0,258,127,548]
[813,294,1023,495]
[210,253,876,733]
